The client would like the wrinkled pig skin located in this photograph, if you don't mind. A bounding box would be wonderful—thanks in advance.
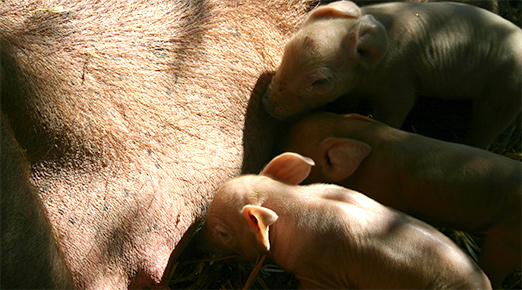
[204,153,492,289]
[0,1,310,288]
[263,1,522,149]
[1,113,75,289]
[282,112,522,288]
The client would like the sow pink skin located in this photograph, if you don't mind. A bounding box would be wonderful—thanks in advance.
[283,112,522,287]
[1,1,307,288]
[204,153,492,289]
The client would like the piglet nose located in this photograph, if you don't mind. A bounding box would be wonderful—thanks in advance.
[262,94,278,117]
[262,95,272,111]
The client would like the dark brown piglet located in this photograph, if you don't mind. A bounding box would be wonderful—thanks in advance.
[283,112,521,287]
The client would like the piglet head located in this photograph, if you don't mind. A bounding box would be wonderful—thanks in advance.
[204,178,279,260]
[263,1,387,119]
[283,112,373,183]
[204,153,314,259]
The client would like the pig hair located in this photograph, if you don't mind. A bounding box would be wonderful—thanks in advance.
[1,0,315,287]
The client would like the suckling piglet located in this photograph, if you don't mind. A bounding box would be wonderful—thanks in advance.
[282,112,522,287]
[262,0,522,149]
[204,152,491,289]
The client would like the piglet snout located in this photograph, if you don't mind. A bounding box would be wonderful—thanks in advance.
[262,94,279,118]
[262,82,286,119]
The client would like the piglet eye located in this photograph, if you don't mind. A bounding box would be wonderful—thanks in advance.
[312,78,329,86]
[218,231,229,238]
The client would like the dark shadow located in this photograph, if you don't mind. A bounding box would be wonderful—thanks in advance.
[0,112,73,289]
[159,218,204,288]
[324,95,473,144]
[1,53,54,162]
[1,52,113,169]
[241,72,293,174]
[400,97,472,143]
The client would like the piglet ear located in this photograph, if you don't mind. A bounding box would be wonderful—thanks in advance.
[356,15,387,69]
[344,113,383,124]
[304,1,360,25]
[260,152,315,185]
[320,138,371,181]
[241,205,279,251]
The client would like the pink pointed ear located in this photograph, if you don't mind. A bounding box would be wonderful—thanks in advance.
[241,205,279,251]
[319,138,371,182]
[356,15,387,69]
[304,1,360,25]
[260,152,315,185]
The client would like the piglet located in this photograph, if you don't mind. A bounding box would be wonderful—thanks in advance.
[204,152,491,289]
[282,112,522,288]
[263,0,522,149]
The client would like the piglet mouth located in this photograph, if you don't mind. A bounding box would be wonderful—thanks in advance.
[262,95,316,120]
